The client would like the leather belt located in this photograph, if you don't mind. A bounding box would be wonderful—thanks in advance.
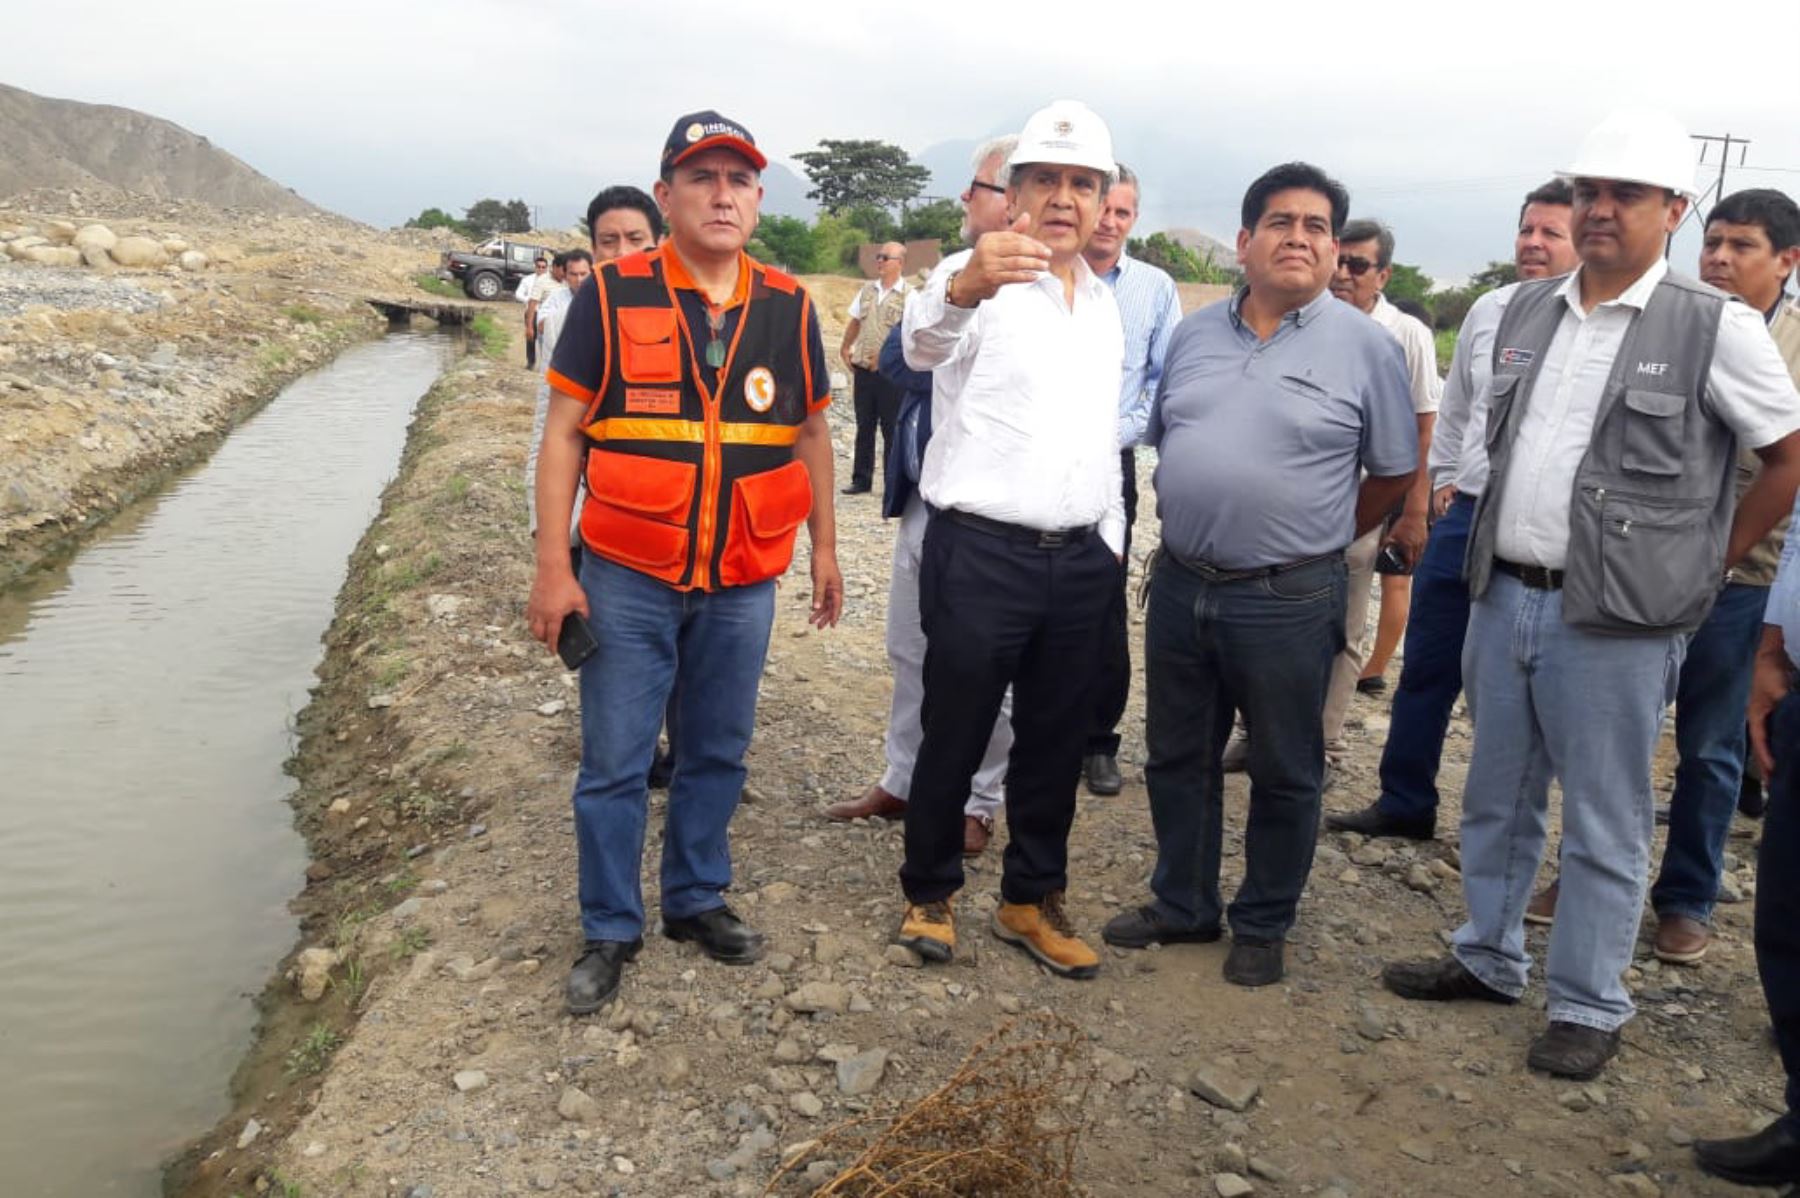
[940,508,1093,550]
[1494,558,1564,589]
[1165,546,1337,583]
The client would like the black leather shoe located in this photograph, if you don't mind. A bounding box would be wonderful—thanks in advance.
[1222,937,1284,987]
[1325,800,1435,840]
[1694,1119,1800,1186]
[839,483,872,495]
[1083,753,1123,796]
[1101,905,1223,949]
[662,905,764,964]
[1526,1021,1620,1080]
[1382,955,1518,1004]
[566,939,642,1015]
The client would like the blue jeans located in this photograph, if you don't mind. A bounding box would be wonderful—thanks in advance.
[1651,582,1768,923]
[1144,552,1346,940]
[1452,574,1684,1031]
[1376,493,1474,823]
[571,555,775,941]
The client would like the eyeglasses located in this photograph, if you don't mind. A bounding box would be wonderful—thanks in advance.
[1337,255,1376,276]
[874,253,900,262]
[967,179,1006,196]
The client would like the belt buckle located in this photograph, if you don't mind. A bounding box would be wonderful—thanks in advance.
[1036,529,1069,549]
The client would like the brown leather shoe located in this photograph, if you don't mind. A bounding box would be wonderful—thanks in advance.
[1524,879,1558,926]
[962,814,992,857]
[1653,913,1711,964]
[826,785,906,822]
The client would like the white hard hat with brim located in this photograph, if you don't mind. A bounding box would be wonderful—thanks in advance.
[1006,100,1116,179]
[1557,108,1696,198]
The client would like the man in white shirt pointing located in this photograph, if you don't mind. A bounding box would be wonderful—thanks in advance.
[894,100,1124,980]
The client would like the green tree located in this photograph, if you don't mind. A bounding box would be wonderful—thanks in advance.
[899,199,964,250]
[463,198,532,235]
[752,214,818,272]
[841,202,900,243]
[793,139,930,214]
[1384,262,1433,309]
[1128,233,1239,285]
[809,212,867,275]
[405,206,469,235]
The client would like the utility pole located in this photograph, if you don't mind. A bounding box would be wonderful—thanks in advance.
[1670,133,1751,252]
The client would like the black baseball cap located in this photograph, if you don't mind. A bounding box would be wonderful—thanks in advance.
[661,110,767,173]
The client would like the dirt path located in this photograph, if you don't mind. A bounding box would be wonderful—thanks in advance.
[174,297,1788,1198]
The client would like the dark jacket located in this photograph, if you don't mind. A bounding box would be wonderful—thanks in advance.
[878,322,934,519]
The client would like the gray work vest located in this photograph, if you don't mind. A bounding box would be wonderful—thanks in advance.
[1465,270,1735,635]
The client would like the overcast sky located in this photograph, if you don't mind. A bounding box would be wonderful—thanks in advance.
[13,0,1800,281]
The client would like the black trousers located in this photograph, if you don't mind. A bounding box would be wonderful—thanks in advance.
[1761,688,1800,1130]
[1087,448,1140,756]
[901,514,1119,905]
[525,313,537,369]
[849,366,900,490]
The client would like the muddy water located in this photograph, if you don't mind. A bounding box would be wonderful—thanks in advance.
[0,332,453,1197]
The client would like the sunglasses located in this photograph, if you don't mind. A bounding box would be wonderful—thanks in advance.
[874,253,900,262]
[968,179,1007,196]
[1337,255,1377,276]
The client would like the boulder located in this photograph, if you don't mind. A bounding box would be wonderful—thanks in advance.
[81,244,115,269]
[160,237,189,255]
[72,224,117,254]
[23,245,81,266]
[43,220,77,245]
[6,236,47,260]
[178,250,208,272]
[291,946,340,1001]
[109,236,169,268]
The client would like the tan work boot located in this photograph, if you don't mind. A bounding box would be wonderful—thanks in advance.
[1653,913,1711,964]
[1524,879,1559,926]
[992,890,1099,979]
[897,899,955,962]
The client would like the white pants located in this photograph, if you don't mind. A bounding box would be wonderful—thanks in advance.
[1322,525,1382,747]
[882,495,1008,820]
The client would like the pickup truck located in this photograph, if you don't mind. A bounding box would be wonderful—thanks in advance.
[439,237,553,301]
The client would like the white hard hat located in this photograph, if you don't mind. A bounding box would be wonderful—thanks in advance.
[1006,100,1116,178]
[1557,108,1696,197]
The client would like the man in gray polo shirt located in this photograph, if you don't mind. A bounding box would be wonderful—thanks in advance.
[1102,162,1418,987]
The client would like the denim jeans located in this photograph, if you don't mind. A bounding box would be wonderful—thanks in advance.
[571,554,775,941]
[1651,582,1769,923]
[1376,493,1474,822]
[1759,687,1800,1130]
[1144,551,1346,940]
[1452,574,1683,1031]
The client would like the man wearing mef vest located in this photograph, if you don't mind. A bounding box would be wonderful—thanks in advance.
[528,111,843,1016]
[1383,110,1800,1082]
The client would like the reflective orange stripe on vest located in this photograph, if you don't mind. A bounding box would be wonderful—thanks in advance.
[582,417,801,447]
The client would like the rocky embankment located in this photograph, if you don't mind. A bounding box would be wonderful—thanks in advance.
[169,294,1791,1198]
[0,188,475,583]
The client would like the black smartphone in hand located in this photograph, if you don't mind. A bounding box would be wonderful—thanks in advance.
[557,612,598,670]
[1375,542,1413,576]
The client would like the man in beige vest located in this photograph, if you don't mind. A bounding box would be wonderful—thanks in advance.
[841,241,909,495]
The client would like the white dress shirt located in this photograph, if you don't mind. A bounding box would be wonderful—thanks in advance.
[1430,283,1517,495]
[905,248,1126,553]
[1494,258,1800,568]
[847,276,907,319]
[1368,293,1442,415]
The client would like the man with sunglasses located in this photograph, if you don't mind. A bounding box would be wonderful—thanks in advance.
[840,242,910,496]
[1321,220,1440,761]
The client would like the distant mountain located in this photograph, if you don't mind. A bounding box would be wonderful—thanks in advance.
[1165,227,1235,268]
[0,81,322,215]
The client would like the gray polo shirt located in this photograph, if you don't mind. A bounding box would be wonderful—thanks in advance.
[1148,288,1418,570]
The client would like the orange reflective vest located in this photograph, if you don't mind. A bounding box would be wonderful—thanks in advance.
[565,247,817,591]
